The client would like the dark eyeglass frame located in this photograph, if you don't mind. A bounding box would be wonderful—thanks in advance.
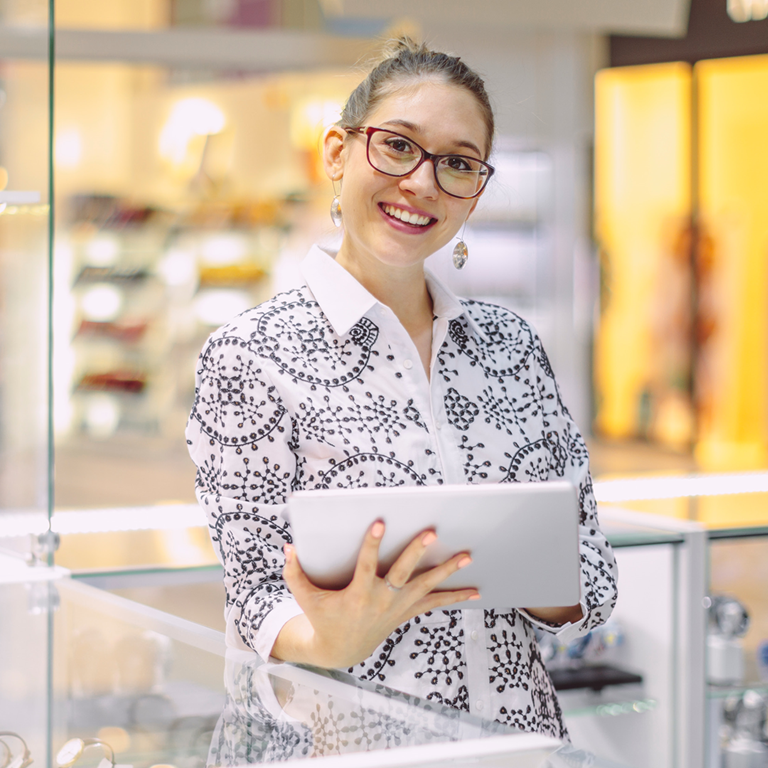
[344,126,495,199]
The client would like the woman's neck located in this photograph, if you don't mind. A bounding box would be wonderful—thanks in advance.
[335,249,433,337]
[335,247,434,378]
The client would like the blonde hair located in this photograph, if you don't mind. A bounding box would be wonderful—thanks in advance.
[340,37,495,159]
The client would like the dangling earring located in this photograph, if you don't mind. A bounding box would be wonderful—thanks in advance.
[330,179,342,227]
[452,223,468,270]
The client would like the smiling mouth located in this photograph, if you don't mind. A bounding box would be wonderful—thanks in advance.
[380,203,436,228]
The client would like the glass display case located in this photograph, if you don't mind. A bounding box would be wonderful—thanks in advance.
[0,567,630,768]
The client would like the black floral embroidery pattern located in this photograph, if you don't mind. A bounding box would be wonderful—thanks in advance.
[187,281,618,742]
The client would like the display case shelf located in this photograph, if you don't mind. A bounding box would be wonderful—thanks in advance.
[559,688,657,719]
[707,682,768,700]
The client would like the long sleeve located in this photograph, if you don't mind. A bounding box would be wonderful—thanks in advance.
[517,333,618,642]
[186,332,303,660]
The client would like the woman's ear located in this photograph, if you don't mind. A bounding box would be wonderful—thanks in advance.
[322,125,346,182]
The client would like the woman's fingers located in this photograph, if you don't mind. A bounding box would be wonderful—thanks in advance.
[282,543,320,603]
[404,551,473,596]
[407,588,481,619]
[385,528,438,589]
[350,520,385,586]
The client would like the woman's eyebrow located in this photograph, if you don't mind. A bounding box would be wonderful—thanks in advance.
[379,119,483,158]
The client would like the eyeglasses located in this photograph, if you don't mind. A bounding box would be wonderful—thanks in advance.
[345,126,494,199]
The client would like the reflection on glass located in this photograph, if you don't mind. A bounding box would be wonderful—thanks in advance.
[210,654,516,764]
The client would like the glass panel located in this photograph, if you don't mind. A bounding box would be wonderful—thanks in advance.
[0,0,53,560]
[599,513,684,548]
[0,577,59,768]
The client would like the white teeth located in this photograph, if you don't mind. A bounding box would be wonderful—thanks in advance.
[383,204,431,227]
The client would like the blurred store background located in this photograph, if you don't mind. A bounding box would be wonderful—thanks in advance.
[2,2,768,767]
[0,0,766,541]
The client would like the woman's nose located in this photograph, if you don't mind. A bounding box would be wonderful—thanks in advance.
[398,158,439,199]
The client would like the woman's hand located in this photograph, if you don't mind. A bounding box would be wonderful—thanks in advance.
[272,521,480,669]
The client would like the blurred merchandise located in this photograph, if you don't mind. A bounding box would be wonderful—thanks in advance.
[758,642,768,682]
[0,732,32,768]
[536,620,641,692]
[56,192,285,442]
[721,690,768,768]
[708,594,750,685]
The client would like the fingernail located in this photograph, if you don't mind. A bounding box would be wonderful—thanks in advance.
[371,521,385,539]
[457,556,472,569]
[284,544,293,563]
[422,531,437,546]
[469,594,481,601]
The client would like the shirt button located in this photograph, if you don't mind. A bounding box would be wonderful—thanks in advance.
[403,359,413,370]
[476,701,484,712]
[470,630,479,641]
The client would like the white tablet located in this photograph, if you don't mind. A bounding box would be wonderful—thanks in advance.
[287,482,580,611]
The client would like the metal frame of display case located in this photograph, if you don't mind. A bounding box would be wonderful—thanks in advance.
[574,507,708,768]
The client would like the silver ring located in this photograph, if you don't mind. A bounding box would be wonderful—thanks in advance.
[384,576,402,592]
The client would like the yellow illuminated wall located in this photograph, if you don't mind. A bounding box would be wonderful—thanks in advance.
[594,63,693,445]
[595,55,768,473]
[696,55,768,470]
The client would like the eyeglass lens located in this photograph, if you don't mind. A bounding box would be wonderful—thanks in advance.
[367,130,489,198]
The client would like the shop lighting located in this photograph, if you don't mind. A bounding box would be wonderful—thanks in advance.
[80,285,123,322]
[83,394,121,439]
[159,98,225,165]
[594,472,768,502]
[158,248,196,288]
[86,235,120,267]
[290,98,342,151]
[200,233,247,266]
[55,128,83,168]
[193,288,252,326]
[727,0,768,21]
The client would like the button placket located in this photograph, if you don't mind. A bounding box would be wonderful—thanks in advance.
[462,610,491,720]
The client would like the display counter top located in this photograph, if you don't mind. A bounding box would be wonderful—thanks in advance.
[0,563,628,768]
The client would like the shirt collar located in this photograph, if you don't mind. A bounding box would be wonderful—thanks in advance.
[300,244,489,343]
[300,245,379,337]
[424,268,490,343]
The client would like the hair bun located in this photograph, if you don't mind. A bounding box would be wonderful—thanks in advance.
[372,36,429,67]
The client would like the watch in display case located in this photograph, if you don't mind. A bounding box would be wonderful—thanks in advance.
[0,733,32,768]
[56,739,114,768]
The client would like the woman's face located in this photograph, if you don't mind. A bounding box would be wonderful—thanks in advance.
[327,79,489,273]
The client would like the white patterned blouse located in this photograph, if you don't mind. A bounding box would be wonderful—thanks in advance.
[186,245,618,740]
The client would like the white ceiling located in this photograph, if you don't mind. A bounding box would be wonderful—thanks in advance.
[322,0,693,37]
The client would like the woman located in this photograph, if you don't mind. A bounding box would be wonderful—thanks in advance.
[186,38,617,740]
